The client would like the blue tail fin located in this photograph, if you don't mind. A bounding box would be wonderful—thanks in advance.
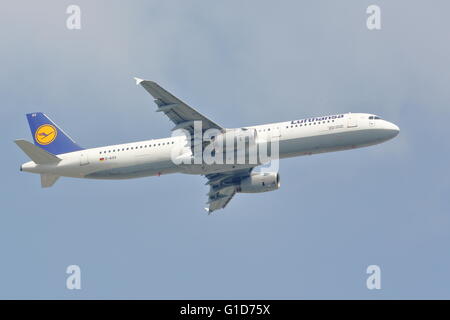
[26,112,83,155]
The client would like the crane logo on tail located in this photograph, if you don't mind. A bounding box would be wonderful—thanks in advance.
[35,124,57,145]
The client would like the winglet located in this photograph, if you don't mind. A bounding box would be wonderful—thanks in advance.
[134,77,144,85]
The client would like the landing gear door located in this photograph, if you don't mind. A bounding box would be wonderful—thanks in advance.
[347,114,358,128]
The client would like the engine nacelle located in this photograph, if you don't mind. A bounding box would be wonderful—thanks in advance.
[237,172,280,193]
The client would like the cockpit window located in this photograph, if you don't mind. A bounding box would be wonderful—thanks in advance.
[369,116,382,120]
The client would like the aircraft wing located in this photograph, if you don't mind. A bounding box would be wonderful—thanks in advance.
[206,185,236,213]
[134,78,223,134]
[204,168,253,213]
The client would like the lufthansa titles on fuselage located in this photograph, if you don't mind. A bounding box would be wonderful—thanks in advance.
[290,114,344,125]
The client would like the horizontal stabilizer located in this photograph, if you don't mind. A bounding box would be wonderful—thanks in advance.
[40,173,60,188]
[14,139,61,164]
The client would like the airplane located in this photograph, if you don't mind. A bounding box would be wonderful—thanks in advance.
[15,78,399,213]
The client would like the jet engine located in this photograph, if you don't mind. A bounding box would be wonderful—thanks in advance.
[237,172,280,193]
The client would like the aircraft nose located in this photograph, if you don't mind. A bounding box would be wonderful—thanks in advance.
[385,121,400,138]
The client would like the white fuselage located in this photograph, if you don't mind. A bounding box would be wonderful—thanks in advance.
[21,113,400,179]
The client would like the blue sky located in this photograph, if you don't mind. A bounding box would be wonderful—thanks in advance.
[1,0,449,299]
